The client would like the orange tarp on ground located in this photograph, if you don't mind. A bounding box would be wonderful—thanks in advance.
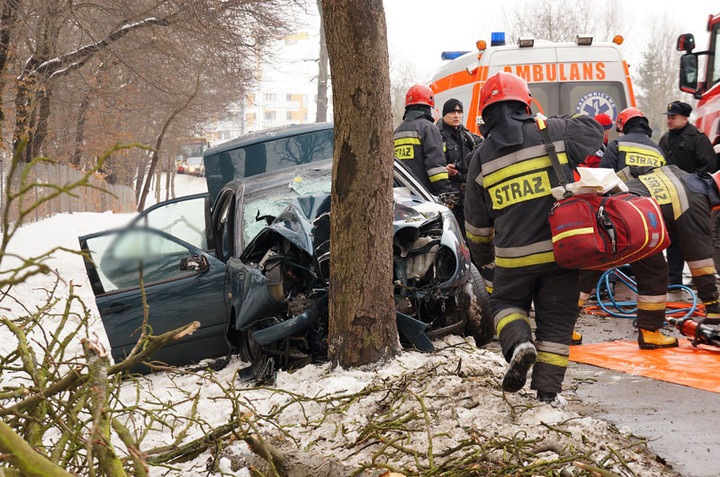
[569,339,720,394]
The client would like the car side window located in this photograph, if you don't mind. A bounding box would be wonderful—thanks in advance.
[85,229,200,294]
[133,195,208,250]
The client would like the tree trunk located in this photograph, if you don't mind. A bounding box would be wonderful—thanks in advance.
[315,0,329,123]
[320,0,400,368]
[71,94,90,168]
[0,0,20,127]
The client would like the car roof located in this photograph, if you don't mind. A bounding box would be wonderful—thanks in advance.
[204,123,333,157]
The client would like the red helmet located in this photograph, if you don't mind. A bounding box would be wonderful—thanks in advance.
[479,72,531,114]
[616,107,645,133]
[405,84,434,108]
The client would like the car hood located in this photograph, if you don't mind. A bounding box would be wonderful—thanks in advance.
[241,192,449,260]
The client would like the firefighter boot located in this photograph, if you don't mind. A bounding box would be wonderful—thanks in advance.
[571,330,583,345]
[704,302,720,325]
[537,391,568,408]
[638,329,678,350]
[502,341,537,393]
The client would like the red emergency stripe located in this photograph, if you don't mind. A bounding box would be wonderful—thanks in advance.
[623,61,636,107]
[430,67,481,94]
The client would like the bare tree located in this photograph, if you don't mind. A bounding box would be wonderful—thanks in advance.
[320,0,400,368]
[315,0,329,122]
[389,55,422,128]
[504,0,626,43]
[633,14,693,137]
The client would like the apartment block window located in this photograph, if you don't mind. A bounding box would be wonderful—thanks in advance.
[263,93,276,102]
[286,93,293,101]
[287,112,293,120]
[264,111,276,121]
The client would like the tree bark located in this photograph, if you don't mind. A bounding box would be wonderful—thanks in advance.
[320,0,400,368]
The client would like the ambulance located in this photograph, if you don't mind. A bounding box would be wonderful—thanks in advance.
[429,32,636,140]
[676,12,720,148]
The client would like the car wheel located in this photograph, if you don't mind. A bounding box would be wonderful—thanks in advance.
[464,264,494,346]
[237,326,262,364]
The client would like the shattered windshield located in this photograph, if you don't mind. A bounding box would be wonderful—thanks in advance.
[241,168,332,246]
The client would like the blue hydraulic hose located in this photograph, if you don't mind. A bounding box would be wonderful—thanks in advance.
[594,266,698,319]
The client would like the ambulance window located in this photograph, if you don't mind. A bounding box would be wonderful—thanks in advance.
[561,82,627,123]
[528,85,558,116]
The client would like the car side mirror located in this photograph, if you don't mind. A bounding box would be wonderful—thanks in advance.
[679,53,699,94]
[180,255,209,273]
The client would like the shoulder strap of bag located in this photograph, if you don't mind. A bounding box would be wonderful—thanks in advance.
[535,114,573,199]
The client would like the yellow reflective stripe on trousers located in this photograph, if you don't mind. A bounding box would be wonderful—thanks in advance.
[637,294,666,311]
[536,351,569,367]
[689,258,716,276]
[495,312,529,337]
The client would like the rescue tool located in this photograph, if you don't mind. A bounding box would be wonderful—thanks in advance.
[667,316,720,348]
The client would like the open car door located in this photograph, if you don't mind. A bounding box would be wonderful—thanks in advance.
[79,193,226,371]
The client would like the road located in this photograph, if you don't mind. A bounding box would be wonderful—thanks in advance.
[569,284,720,477]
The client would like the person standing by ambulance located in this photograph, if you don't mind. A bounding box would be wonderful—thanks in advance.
[394,85,454,196]
[658,101,717,289]
[464,72,603,405]
[436,98,482,236]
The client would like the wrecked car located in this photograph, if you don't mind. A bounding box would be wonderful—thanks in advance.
[79,124,493,371]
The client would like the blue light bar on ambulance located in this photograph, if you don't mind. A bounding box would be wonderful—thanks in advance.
[490,32,506,47]
[441,51,470,60]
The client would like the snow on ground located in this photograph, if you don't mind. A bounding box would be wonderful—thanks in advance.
[0,174,669,476]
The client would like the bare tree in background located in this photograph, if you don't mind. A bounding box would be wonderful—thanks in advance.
[0,0,295,198]
[316,0,330,122]
[320,0,400,368]
[504,0,626,42]
[633,15,692,137]
[389,56,422,128]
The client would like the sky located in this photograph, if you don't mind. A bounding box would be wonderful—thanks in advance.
[0,175,670,476]
[382,0,719,82]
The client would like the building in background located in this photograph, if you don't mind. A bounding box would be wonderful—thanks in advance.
[205,30,332,147]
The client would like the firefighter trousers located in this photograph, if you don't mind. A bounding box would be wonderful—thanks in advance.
[579,253,668,331]
[492,266,579,394]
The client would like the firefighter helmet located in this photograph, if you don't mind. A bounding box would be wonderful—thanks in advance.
[616,107,645,133]
[479,72,531,114]
[405,84,435,108]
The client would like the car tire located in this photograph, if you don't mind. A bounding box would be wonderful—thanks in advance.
[464,263,494,346]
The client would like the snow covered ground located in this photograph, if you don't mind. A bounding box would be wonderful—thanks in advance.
[0,174,669,476]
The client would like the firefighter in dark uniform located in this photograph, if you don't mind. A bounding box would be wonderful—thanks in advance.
[599,107,666,179]
[464,72,603,405]
[436,98,482,236]
[658,101,718,288]
[578,165,720,339]
[394,85,454,196]
[579,107,720,348]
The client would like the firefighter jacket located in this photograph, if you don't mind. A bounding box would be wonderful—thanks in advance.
[437,119,482,191]
[394,109,453,195]
[659,122,717,174]
[599,125,665,179]
[464,114,603,273]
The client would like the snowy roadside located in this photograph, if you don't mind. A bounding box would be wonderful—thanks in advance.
[0,175,671,476]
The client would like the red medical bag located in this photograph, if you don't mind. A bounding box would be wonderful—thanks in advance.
[548,192,670,270]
